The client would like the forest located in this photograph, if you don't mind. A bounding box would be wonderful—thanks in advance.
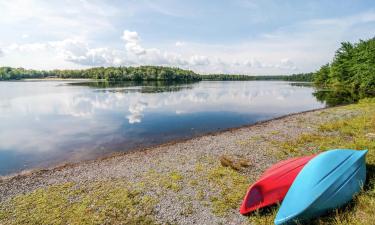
[0,66,313,82]
[0,66,201,81]
[201,73,312,81]
[313,37,375,100]
[283,73,314,82]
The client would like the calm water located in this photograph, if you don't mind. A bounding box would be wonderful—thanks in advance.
[0,80,325,175]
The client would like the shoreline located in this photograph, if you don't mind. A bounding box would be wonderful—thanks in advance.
[0,101,368,225]
[0,106,330,181]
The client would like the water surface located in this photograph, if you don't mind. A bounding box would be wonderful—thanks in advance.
[0,80,325,175]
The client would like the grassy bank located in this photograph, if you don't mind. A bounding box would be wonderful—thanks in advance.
[254,98,375,224]
[0,99,374,224]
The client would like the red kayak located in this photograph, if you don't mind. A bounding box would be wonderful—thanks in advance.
[239,155,316,215]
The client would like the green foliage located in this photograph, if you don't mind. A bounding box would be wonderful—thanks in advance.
[248,206,278,225]
[314,64,330,86]
[201,73,314,81]
[313,88,360,107]
[201,74,256,80]
[0,66,201,81]
[283,72,314,82]
[313,37,375,104]
[0,181,158,225]
[0,67,50,80]
[0,66,314,82]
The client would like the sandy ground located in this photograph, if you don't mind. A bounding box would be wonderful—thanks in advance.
[0,105,361,224]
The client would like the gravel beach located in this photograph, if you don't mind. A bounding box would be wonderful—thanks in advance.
[0,105,364,224]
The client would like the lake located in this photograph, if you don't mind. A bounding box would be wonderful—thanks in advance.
[0,80,325,175]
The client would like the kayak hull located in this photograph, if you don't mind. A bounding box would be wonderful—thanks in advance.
[274,149,367,225]
[240,155,315,214]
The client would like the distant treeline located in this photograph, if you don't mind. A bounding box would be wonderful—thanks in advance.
[0,66,315,82]
[0,66,201,81]
[313,37,375,100]
[1,65,316,82]
[201,73,314,81]
[283,73,314,82]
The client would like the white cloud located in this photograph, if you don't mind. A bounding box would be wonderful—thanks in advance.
[122,30,146,55]
[127,113,142,124]
[128,100,148,114]
[51,39,123,66]
[0,1,373,74]
[122,30,141,43]
[3,30,301,74]
[0,48,4,57]
[175,41,186,47]
[279,58,297,70]
[0,0,117,39]
[243,57,297,70]
[69,47,122,66]
[243,59,262,68]
[127,100,148,124]
[7,43,48,52]
[4,38,124,66]
[121,30,209,67]
[126,42,146,56]
[305,11,375,27]
[189,55,210,66]
[3,8,373,74]
[0,32,302,73]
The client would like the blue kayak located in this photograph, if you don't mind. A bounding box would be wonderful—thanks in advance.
[274,149,367,225]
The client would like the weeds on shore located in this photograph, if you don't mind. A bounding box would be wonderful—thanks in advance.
[207,166,249,216]
[0,181,158,225]
[142,169,184,193]
[219,155,252,171]
[188,159,251,217]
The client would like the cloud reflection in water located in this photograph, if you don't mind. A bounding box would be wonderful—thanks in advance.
[0,81,324,175]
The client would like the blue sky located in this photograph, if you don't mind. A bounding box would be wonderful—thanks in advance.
[0,0,374,74]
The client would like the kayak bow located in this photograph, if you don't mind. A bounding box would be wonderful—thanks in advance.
[240,155,315,214]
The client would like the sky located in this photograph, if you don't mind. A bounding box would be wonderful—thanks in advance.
[0,0,374,75]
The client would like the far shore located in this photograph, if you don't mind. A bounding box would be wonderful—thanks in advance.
[22,78,101,81]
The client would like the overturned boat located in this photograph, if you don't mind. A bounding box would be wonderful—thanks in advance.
[240,155,315,214]
[274,149,367,225]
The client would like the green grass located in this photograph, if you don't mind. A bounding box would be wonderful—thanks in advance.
[248,206,279,225]
[190,158,251,217]
[143,170,184,192]
[253,98,375,224]
[0,181,158,225]
[207,166,250,216]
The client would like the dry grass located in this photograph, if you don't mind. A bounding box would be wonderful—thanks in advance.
[219,155,252,171]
